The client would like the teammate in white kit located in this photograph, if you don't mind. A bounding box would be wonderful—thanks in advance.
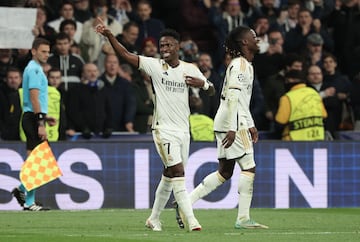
[95,18,215,231]
[180,26,268,229]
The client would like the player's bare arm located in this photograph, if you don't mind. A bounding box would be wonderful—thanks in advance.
[95,17,139,68]
[185,76,216,96]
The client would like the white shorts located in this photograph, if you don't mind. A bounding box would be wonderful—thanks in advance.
[152,129,190,167]
[215,130,255,170]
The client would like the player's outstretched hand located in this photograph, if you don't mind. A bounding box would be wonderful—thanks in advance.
[94,17,111,37]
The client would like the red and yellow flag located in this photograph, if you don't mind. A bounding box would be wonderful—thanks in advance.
[20,141,62,191]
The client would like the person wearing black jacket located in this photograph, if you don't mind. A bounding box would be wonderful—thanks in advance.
[66,63,112,139]
[0,67,22,140]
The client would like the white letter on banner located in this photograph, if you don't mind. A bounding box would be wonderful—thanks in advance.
[0,149,24,210]
[56,148,104,209]
[275,148,328,208]
[186,147,239,209]
[134,149,150,209]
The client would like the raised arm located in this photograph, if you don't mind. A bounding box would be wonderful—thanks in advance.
[95,18,139,68]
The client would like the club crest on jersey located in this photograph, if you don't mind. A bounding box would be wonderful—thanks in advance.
[162,63,169,71]
[238,73,245,82]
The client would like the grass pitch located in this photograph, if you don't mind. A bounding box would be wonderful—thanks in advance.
[0,208,359,242]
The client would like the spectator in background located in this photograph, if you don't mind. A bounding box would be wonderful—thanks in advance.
[47,32,84,91]
[192,52,221,119]
[67,63,112,139]
[132,70,154,134]
[275,69,327,140]
[31,6,57,46]
[108,0,133,26]
[15,49,32,73]
[133,0,165,50]
[114,21,141,80]
[115,21,139,56]
[179,0,218,62]
[284,8,333,54]
[179,37,200,63]
[327,0,360,79]
[301,33,326,69]
[46,68,67,140]
[276,0,301,35]
[208,0,249,67]
[141,37,160,58]
[253,29,285,85]
[100,54,136,132]
[0,67,22,140]
[306,64,344,138]
[47,1,83,44]
[322,53,352,131]
[80,0,122,64]
[250,0,280,26]
[73,0,92,23]
[24,0,57,21]
[0,49,17,82]
[263,53,303,131]
[59,19,82,57]
[252,15,270,54]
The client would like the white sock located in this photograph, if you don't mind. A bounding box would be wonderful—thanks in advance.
[149,175,172,220]
[237,172,255,221]
[172,177,195,222]
[190,171,225,204]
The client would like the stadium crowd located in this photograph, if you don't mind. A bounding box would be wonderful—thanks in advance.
[1,0,360,141]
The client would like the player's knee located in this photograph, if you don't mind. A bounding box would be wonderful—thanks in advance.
[164,163,184,178]
[219,169,233,180]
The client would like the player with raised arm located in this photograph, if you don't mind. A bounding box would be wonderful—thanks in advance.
[176,26,268,229]
[95,18,215,231]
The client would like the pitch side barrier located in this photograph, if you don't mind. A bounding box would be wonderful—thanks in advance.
[0,139,359,210]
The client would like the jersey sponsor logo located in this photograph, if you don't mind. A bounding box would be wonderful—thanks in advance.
[161,78,186,93]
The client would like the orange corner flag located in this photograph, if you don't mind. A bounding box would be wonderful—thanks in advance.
[20,141,62,191]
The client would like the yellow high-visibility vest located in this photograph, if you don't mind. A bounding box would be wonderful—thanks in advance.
[286,87,325,140]
[189,114,215,141]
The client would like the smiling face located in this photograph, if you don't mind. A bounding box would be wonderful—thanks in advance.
[247,29,260,54]
[159,36,179,65]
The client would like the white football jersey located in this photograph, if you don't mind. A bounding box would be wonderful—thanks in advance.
[139,56,207,132]
[214,56,255,132]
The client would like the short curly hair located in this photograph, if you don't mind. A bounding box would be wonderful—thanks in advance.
[160,29,180,42]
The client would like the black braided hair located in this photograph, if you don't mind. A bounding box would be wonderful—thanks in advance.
[225,26,251,58]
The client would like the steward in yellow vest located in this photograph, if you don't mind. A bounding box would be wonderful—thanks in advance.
[275,70,327,141]
[189,113,215,141]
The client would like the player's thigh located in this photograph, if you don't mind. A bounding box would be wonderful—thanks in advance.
[215,130,253,160]
[152,129,186,167]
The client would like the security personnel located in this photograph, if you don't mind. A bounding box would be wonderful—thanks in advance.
[275,70,327,141]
